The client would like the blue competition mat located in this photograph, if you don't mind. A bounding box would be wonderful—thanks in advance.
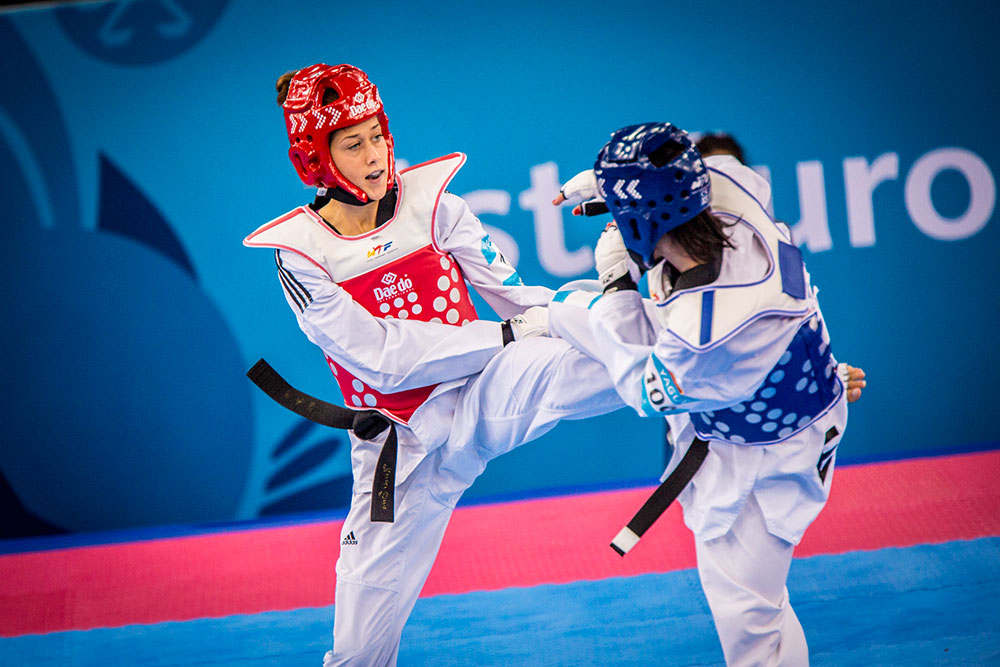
[4,538,998,666]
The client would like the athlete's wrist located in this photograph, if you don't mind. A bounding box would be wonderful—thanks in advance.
[603,273,638,294]
[500,320,515,346]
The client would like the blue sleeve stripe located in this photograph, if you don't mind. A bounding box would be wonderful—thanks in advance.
[480,235,498,264]
[502,271,524,286]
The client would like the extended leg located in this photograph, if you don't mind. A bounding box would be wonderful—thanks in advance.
[436,337,624,492]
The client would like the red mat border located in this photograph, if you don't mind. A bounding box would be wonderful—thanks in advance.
[2,450,998,637]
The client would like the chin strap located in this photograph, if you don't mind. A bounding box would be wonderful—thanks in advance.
[324,185,374,207]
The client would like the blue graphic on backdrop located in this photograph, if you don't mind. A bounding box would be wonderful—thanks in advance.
[98,153,198,278]
[257,421,352,517]
[55,0,228,66]
[0,19,79,230]
[0,17,253,536]
[2,2,997,539]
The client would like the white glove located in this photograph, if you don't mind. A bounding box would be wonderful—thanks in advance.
[559,169,601,202]
[558,170,609,216]
[595,223,636,289]
[507,306,550,340]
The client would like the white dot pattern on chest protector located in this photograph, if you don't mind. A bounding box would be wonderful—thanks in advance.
[693,319,841,445]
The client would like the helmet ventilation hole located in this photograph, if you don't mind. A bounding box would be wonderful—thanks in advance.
[649,139,686,167]
[322,87,340,104]
[629,219,641,239]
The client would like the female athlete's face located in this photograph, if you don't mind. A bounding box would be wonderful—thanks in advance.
[330,118,389,201]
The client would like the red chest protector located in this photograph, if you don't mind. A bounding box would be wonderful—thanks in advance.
[246,153,477,423]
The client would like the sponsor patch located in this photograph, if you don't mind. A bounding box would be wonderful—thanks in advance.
[373,273,413,303]
[641,354,696,416]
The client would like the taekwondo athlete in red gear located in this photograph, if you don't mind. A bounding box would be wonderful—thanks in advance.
[243,64,624,666]
[549,123,851,666]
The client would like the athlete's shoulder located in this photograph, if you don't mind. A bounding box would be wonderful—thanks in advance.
[243,206,316,248]
[396,153,468,214]
[705,154,771,210]
[399,152,467,177]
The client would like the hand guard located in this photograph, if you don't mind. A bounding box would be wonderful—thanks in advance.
[559,170,609,216]
[504,306,550,344]
[595,224,638,291]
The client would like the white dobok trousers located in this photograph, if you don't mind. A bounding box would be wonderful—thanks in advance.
[323,337,622,666]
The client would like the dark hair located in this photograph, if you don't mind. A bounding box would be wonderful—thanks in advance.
[695,133,747,165]
[275,70,297,105]
[666,209,735,264]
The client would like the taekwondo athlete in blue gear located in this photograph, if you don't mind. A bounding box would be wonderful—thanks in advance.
[549,122,850,666]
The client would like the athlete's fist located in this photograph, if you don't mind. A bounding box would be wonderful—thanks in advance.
[552,169,609,216]
[838,364,867,403]
[595,223,636,289]
[507,306,550,340]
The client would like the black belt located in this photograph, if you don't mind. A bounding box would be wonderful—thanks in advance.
[610,437,709,556]
[246,359,398,522]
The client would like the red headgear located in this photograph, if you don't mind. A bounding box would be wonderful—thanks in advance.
[282,63,395,202]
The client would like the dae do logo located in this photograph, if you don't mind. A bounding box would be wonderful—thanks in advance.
[374,273,413,302]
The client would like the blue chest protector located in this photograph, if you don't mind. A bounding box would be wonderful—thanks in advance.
[691,318,842,445]
[664,164,843,446]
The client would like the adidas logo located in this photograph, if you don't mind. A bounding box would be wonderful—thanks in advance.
[341,531,358,546]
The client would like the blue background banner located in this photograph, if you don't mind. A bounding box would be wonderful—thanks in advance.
[1,0,997,537]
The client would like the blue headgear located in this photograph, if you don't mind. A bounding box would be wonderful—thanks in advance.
[594,123,711,267]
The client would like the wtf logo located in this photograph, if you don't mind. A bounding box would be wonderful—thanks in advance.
[367,241,394,259]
